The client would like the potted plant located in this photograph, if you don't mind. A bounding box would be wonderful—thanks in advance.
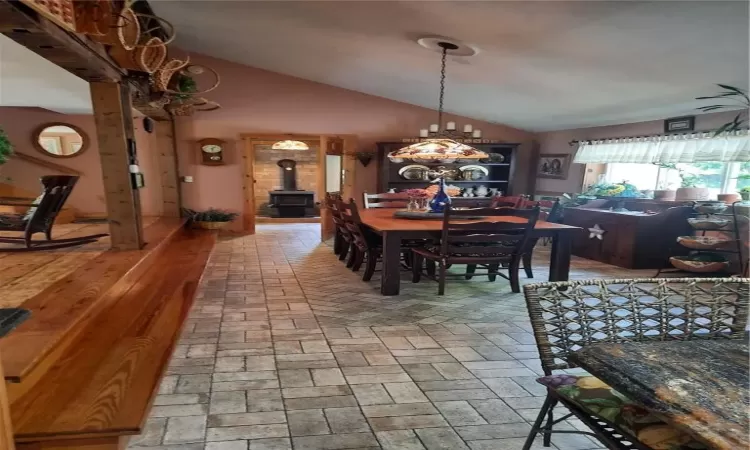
[740,187,750,202]
[696,84,748,135]
[184,208,239,230]
[0,126,12,166]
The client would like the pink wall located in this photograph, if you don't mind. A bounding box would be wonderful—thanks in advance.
[173,53,536,230]
[0,107,163,216]
[535,111,740,193]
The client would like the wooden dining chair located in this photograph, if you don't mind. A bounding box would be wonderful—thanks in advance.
[412,206,540,295]
[521,278,749,450]
[337,199,383,279]
[324,192,346,256]
[363,192,409,209]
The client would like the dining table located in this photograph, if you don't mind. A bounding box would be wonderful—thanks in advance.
[357,208,583,295]
[569,338,749,450]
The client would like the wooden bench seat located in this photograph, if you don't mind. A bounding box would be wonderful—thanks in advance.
[7,229,215,449]
[1,218,186,384]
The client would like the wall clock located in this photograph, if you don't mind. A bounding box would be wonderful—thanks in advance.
[199,138,226,165]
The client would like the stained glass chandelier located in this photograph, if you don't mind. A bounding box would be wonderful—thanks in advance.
[272,140,309,151]
[389,41,487,162]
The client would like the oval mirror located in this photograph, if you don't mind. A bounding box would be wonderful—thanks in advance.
[34,123,88,158]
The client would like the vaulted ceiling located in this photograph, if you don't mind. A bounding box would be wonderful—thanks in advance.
[152,0,749,131]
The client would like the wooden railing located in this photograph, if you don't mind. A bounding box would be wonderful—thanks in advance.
[11,153,81,176]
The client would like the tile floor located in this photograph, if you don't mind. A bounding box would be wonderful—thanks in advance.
[129,223,650,450]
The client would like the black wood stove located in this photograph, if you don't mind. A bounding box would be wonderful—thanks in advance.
[269,159,314,217]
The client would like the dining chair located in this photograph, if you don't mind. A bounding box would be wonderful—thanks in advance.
[339,199,423,281]
[363,192,410,209]
[522,198,563,278]
[324,192,345,256]
[521,278,749,450]
[490,194,527,208]
[412,206,540,295]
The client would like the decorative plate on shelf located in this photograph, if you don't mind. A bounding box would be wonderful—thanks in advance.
[398,164,430,180]
[459,165,489,181]
[480,153,505,163]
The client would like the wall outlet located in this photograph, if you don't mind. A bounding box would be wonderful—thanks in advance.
[182,176,194,183]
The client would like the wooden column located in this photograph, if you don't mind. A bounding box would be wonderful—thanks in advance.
[90,82,144,250]
[155,120,181,217]
[0,355,16,450]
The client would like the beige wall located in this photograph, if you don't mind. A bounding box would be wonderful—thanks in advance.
[535,111,740,193]
[173,52,536,231]
[0,107,164,216]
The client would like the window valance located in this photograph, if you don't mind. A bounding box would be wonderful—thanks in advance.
[573,130,750,164]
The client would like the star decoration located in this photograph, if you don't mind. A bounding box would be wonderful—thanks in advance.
[588,224,605,240]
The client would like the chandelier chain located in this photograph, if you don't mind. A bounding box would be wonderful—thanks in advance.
[438,45,447,129]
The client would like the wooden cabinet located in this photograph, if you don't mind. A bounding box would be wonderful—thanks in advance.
[563,201,694,269]
[376,141,520,195]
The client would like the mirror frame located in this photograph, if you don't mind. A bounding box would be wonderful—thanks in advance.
[33,122,89,158]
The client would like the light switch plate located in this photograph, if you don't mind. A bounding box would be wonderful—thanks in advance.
[182,176,194,183]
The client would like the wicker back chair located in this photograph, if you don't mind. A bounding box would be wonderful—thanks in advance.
[520,278,749,450]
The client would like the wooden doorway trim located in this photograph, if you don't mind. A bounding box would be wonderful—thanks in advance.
[240,134,358,238]
[240,134,323,235]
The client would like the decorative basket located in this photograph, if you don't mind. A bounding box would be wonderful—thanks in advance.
[196,221,230,230]
[107,13,174,73]
[91,6,139,48]
[21,0,77,33]
[676,236,732,250]
[152,57,190,92]
[73,0,113,36]
[163,65,221,97]
[670,255,729,273]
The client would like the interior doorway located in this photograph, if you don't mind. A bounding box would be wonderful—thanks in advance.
[240,134,357,241]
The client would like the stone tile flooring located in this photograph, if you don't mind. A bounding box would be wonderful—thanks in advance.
[130,223,651,450]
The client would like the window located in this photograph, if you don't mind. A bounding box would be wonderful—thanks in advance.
[604,161,750,196]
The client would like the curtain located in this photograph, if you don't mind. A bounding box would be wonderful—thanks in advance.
[573,130,750,164]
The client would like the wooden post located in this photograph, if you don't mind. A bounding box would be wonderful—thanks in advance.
[0,354,16,450]
[155,120,181,217]
[90,82,144,250]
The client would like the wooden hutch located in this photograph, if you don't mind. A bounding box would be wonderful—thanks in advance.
[377,140,521,195]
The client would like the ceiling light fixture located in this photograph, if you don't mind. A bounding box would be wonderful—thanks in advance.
[389,39,487,162]
[272,140,309,151]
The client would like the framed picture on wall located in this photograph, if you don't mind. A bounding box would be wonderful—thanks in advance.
[537,153,571,179]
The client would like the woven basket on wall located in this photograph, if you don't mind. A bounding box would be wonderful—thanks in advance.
[92,6,139,49]
[107,13,174,73]
[152,57,190,92]
[73,0,113,36]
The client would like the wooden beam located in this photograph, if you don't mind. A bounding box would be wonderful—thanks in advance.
[90,82,144,250]
[154,120,181,217]
[0,0,122,82]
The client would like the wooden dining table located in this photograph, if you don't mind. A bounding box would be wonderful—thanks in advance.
[358,209,583,295]
[570,339,749,450]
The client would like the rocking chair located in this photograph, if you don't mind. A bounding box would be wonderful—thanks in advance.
[0,176,107,252]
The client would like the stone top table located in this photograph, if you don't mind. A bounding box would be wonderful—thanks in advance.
[570,339,749,450]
